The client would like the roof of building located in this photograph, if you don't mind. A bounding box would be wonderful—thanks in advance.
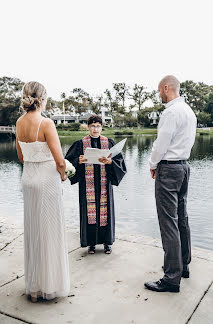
[79,113,93,121]
[51,115,76,121]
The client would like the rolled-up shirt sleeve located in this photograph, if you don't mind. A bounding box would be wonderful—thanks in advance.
[149,111,177,169]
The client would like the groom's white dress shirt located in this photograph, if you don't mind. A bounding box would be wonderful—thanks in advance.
[149,97,197,170]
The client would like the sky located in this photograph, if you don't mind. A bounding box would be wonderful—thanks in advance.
[0,0,213,100]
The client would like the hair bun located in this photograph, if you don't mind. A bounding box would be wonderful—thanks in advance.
[22,96,36,107]
[21,81,47,112]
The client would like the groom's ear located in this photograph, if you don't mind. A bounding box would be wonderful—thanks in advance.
[164,85,169,93]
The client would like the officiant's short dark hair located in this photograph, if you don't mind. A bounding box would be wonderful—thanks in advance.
[87,115,103,125]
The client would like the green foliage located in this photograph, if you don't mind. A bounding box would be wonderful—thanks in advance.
[114,131,133,135]
[1,75,213,128]
[104,88,119,115]
[129,84,149,110]
[113,113,125,127]
[113,83,129,109]
[0,76,24,125]
[204,92,213,124]
[123,112,138,127]
[180,80,213,113]
[88,95,103,114]
[56,122,80,131]
[137,108,151,127]
[197,112,211,126]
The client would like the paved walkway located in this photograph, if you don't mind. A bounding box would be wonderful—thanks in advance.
[0,223,213,324]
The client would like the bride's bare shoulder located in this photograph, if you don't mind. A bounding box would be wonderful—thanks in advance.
[42,117,55,127]
[16,113,26,125]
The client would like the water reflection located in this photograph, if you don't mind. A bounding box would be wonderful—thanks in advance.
[190,135,213,160]
[0,134,213,250]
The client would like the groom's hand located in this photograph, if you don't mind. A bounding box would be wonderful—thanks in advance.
[150,168,156,179]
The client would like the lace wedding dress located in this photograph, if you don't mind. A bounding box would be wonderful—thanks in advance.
[18,119,70,300]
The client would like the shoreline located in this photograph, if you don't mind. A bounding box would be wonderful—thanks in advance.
[57,127,213,137]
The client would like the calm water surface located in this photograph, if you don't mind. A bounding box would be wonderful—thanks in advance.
[0,134,213,250]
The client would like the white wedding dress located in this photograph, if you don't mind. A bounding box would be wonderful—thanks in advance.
[18,119,70,300]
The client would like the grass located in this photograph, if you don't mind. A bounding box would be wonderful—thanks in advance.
[57,127,213,137]
[196,128,213,135]
[57,127,158,137]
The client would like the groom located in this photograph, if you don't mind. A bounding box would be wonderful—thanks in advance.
[145,75,197,293]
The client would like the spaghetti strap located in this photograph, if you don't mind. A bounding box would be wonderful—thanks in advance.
[36,118,44,141]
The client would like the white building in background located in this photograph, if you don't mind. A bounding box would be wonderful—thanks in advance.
[148,111,161,125]
[130,108,162,125]
[100,107,113,125]
[51,114,77,125]
[51,105,113,126]
[131,107,138,118]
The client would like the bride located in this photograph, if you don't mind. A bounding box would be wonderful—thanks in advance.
[16,81,70,302]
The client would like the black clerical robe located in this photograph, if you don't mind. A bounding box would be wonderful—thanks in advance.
[65,136,127,247]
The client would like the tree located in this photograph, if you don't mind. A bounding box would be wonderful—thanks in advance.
[113,113,125,127]
[197,112,211,126]
[0,76,24,125]
[137,108,151,127]
[45,97,58,116]
[129,84,149,110]
[124,112,138,127]
[204,92,213,124]
[0,76,24,100]
[180,80,213,113]
[104,89,119,115]
[69,88,90,115]
[113,83,129,113]
[88,95,104,114]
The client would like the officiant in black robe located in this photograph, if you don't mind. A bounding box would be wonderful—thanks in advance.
[65,115,126,254]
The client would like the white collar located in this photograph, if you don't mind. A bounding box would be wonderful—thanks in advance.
[165,96,185,109]
[90,135,100,139]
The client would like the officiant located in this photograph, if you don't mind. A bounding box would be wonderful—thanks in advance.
[65,115,127,254]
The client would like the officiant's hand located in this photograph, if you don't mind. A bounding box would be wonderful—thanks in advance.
[79,155,88,164]
[99,153,112,164]
[150,168,156,179]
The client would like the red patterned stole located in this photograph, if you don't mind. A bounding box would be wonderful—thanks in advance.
[82,135,108,227]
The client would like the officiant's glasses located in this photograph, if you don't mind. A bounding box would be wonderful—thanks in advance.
[89,125,102,130]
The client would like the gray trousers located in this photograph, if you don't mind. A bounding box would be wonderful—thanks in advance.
[155,162,191,286]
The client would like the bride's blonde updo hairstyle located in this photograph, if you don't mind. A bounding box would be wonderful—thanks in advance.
[21,81,47,112]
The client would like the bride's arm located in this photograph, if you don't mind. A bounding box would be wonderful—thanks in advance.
[16,121,23,163]
[43,119,66,181]
[16,137,24,163]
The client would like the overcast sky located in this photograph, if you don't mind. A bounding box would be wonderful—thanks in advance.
[1,0,213,100]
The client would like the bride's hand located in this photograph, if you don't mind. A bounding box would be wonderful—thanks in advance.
[61,174,67,181]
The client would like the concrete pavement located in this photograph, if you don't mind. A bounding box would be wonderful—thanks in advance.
[0,226,213,324]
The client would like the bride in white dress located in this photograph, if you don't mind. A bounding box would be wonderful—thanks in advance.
[16,81,70,302]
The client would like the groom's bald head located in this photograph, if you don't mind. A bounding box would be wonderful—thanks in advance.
[158,75,180,103]
[159,75,180,93]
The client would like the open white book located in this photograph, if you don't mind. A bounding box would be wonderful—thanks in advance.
[83,138,127,165]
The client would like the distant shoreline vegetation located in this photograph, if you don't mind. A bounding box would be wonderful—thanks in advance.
[0,76,213,128]
[57,127,213,137]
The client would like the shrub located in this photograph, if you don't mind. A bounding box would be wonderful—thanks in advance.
[114,130,133,135]
[80,123,88,131]
[56,122,80,131]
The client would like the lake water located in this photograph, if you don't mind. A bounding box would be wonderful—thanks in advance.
[0,134,213,250]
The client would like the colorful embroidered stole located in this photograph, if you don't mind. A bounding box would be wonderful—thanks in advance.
[82,135,108,227]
